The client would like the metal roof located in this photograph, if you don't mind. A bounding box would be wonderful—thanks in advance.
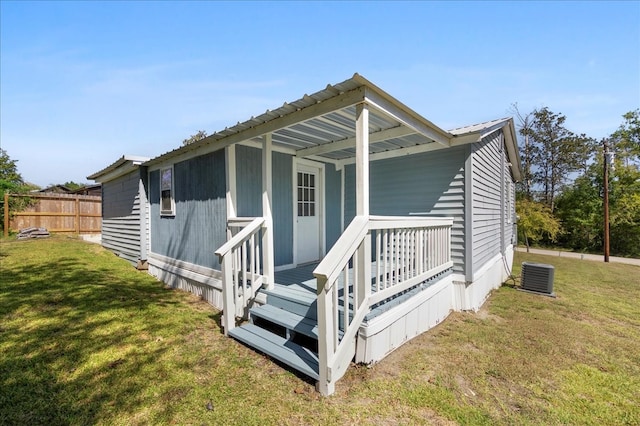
[87,155,150,181]
[449,117,511,136]
[100,73,520,180]
[144,73,455,167]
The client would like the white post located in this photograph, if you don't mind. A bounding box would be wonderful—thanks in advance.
[221,254,235,336]
[262,133,275,289]
[355,103,371,305]
[355,103,370,217]
[226,145,237,240]
[316,277,336,396]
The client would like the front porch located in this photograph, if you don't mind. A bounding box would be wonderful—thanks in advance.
[216,214,454,395]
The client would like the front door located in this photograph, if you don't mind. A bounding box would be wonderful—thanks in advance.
[295,163,322,264]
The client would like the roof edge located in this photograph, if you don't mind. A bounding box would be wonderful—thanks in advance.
[88,155,150,181]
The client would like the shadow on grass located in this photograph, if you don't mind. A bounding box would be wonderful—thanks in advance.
[0,239,215,425]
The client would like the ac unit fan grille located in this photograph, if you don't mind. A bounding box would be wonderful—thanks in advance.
[521,262,555,294]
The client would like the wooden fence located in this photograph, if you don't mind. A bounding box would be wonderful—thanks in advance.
[3,193,102,237]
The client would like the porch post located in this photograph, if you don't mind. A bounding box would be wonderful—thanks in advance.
[355,103,370,217]
[226,144,237,240]
[262,133,275,289]
[355,103,371,305]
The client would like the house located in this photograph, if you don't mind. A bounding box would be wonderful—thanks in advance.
[87,156,150,267]
[89,74,521,395]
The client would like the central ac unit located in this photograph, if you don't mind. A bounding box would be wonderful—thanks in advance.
[520,262,555,296]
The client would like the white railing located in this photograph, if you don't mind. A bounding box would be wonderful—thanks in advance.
[313,215,453,395]
[215,217,267,336]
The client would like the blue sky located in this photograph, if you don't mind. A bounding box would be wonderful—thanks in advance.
[1,1,638,187]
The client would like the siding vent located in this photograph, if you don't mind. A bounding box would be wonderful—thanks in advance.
[520,262,555,296]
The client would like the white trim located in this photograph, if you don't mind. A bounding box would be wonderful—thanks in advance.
[262,133,275,287]
[138,168,148,261]
[340,166,345,231]
[274,263,295,272]
[339,139,444,166]
[145,87,366,170]
[471,251,504,283]
[92,162,141,183]
[159,165,176,216]
[295,125,415,158]
[364,89,451,147]
[358,273,453,336]
[355,103,369,217]
[148,252,223,288]
[292,157,326,266]
[226,145,237,223]
[464,144,474,281]
[500,134,506,254]
[237,139,297,156]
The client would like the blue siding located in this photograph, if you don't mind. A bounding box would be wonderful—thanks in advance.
[273,151,293,265]
[236,145,294,266]
[471,131,504,272]
[325,163,342,251]
[102,170,142,266]
[236,145,262,217]
[149,149,227,269]
[344,147,467,273]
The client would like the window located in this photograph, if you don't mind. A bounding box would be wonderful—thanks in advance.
[160,167,175,215]
[297,171,315,217]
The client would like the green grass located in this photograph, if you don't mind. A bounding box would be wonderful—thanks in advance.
[1,236,639,425]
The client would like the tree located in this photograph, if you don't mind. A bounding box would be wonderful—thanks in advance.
[611,109,640,165]
[510,103,534,199]
[516,197,562,251]
[522,107,593,211]
[182,130,208,146]
[63,181,84,190]
[0,149,37,232]
[555,133,640,257]
[555,172,602,252]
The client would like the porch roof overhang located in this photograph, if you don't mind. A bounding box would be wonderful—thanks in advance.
[142,73,522,181]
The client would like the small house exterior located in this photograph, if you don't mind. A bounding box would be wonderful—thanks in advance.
[90,74,521,395]
[88,155,150,268]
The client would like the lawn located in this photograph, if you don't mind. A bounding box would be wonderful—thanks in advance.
[1,236,638,425]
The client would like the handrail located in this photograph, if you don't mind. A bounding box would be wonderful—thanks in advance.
[227,217,258,228]
[314,214,453,395]
[314,215,369,288]
[215,217,267,336]
[215,217,264,259]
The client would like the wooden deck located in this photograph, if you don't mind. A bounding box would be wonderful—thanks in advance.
[274,263,318,289]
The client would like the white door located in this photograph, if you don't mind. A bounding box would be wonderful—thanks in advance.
[296,164,322,264]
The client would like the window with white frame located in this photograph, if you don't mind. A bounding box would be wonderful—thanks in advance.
[160,166,175,216]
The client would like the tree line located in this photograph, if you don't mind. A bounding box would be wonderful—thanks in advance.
[513,106,640,257]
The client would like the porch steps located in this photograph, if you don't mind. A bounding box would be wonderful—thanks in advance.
[228,324,319,380]
[261,284,318,320]
[228,283,321,381]
[250,304,318,339]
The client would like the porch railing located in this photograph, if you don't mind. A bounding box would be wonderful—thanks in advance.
[215,217,267,335]
[313,215,453,395]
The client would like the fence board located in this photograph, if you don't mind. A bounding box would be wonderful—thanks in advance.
[4,193,101,236]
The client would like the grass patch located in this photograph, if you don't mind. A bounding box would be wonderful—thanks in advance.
[1,237,639,425]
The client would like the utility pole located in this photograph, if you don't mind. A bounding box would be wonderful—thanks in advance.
[603,139,610,263]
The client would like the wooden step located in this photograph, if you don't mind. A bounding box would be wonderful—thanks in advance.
[250,304,318,340]
[262,285,317,320]
[229,324,319,381]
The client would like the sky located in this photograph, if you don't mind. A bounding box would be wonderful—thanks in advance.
[1,1,639,187]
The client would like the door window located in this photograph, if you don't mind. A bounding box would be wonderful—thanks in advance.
[297,172,315,217]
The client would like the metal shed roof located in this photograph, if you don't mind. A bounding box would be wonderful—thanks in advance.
[87,155,150,182]
[137,73,520,180]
